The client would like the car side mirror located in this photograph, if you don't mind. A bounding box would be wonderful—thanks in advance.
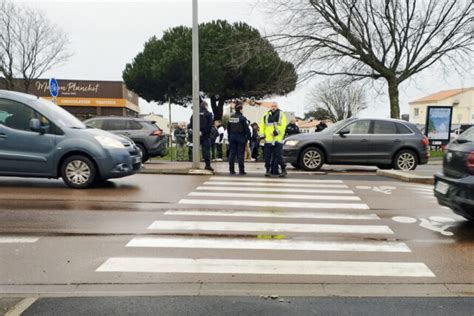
[30,118,43,133]
[338,129,350,137]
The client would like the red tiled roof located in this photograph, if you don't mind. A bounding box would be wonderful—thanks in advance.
[409,87,473,104]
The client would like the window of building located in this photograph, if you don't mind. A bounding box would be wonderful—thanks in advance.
[414,108,420,117]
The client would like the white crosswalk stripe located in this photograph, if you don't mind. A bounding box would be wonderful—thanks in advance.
[164,210,380,220]
[188,191,361,201]
[0,236,39,243]
[148,220,394,234]
[127,236,410,253]
[203,181,348,188]
[196,186,355,194]
[179,199,370,209]
[97,258,435,277]
[96,177,436,279]
[210,176,344,184]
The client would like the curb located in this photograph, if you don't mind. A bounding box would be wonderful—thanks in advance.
[139,168,213,176]
[376,170,434,184]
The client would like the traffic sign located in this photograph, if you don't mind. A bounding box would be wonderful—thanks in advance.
[49,78,59,98]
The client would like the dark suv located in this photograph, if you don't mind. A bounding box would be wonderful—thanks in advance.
[284,118,429,171]
[84,116,168,162]
[434,127,474,221]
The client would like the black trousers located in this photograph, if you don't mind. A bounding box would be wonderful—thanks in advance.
[264,142,285,175]
[229,140,245,173]
[216,143,223,159]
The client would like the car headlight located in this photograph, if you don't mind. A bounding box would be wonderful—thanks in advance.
[285,140,300,146]
[94,136,125,149]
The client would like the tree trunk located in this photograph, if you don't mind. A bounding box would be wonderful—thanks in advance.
[0,76,14,90]
[387,79,400,119]
[210,95,219,119]
[216,96,226,121]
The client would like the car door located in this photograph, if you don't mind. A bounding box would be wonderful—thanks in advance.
[368,120,400,163]
[0,98,57,175]
[331,119,371,163]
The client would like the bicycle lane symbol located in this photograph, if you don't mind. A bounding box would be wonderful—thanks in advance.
[392,216,456,236]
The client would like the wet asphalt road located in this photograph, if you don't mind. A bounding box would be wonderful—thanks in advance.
[0,171,473,314]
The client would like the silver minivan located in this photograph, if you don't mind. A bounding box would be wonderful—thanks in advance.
[0,90,141,188]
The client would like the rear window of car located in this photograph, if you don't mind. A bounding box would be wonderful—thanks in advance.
[396,123,413,134]
[457,127,474,142]
[86,119,103,129]
[373,121,397,134]
[104,119,128,130]
[129,120,143,130]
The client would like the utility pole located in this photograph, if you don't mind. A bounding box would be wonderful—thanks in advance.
[191,0,200,169]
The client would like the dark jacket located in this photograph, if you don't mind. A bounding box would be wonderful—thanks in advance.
[174,127,187,144]
[190,107,213,140]
[315,122,328,132]
[285,123,300,137]
[228,112,251,143]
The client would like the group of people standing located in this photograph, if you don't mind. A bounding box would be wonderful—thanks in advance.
[173,101,297,177]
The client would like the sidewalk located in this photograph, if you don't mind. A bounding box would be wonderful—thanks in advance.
[139,160,379,175]
[376,159,442,185]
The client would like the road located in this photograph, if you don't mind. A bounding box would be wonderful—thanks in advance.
[0,171,473,315]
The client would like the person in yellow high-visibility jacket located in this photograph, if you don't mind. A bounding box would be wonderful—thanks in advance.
[259,103,287,177]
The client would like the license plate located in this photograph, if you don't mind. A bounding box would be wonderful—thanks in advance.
[435,181,449,195]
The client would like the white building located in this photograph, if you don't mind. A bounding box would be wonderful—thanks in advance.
[409,87,474,125]
[140,113,170,134]
[224,101,295,124]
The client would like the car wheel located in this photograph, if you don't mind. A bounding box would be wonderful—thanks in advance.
[299,147,324,171]
[394,150,418,171]
[136,143,149,163]
[61,155,96,189]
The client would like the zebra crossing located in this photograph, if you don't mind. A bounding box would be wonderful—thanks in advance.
[96,176,436,279]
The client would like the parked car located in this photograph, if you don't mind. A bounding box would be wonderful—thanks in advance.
[0,90,142,188]
[283,118,429,171]
[434,127,474,221]
[84,116,167,162]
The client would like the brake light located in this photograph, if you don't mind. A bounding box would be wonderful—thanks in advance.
[150,130,162,137]
[421,136,429,147]
[467,152,474,172]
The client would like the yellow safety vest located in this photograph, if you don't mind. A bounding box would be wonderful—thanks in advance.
[259,110,287,143]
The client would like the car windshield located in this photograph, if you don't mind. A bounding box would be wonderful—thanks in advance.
[324,118,353,133]
[34,98,86,129]
[456,127,474,143]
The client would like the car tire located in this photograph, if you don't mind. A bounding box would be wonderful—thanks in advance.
[393,150,418,171]
[61,155,96,189]
[136,143,149,163]
[299,147,325,171]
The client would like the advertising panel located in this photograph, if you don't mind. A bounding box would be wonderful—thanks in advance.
[425,106,453,143]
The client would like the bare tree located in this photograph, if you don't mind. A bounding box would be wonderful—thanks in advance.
[0,0,71,92]
[269,0,473,118]
[307,80,367,122]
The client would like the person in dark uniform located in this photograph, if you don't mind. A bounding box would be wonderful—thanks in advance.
[285,119,300,137]
[228,102,251,175]
[190,101,214,171]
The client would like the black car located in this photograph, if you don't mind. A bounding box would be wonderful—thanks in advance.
[283,118,429,171]
[434,127,474,221]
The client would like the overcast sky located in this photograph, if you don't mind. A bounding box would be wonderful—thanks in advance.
[18,0,474,122]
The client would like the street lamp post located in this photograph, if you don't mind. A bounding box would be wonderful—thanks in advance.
[191,0,200,169]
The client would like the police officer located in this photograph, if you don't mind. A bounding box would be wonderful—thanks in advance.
[190,101,214,171]
[228,102,251,175]
[259,103,287,177]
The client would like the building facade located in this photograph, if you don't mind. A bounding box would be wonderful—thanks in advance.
[1,79,140,120]
[409,88,474,125]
